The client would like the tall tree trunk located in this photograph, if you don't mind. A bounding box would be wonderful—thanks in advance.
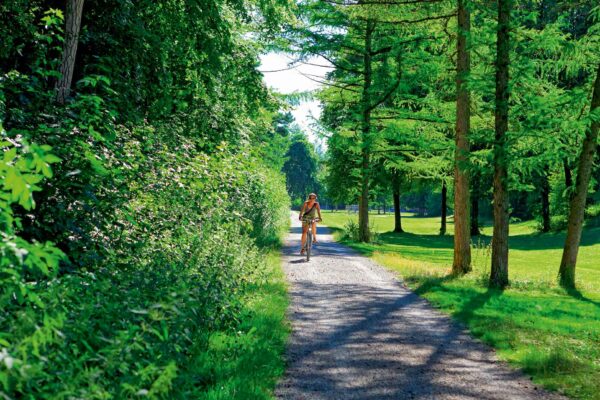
[471,194,480,236]
[490,0,511,289]
[440,180,448,235]
[559,63,600,288]
[55,0,85,104]
[392,171,404,233]
[452,0,472,274]
[540,172,551,233]
[563,158,573,192]
[358,20,374,243]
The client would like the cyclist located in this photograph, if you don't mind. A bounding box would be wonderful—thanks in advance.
[299,193,322,255]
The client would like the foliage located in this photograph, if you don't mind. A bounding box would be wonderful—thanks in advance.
[341,219,361,242]
[281,134,321,206]
[297,0,599,281]
[0,129,290,398]
[341,218,380,243]
[1,0,293,398]
[0,126,65,309]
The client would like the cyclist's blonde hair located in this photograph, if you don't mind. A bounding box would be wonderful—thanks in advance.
[308,193,317,200]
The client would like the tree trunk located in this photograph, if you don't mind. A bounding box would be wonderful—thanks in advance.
[358,20,374,243]
[452,0,472,274]
[564,158,573,192]
[540,172,551,233]
[471,194,480,236]
[392,171,404,233]
[490,0,511,289]
[440,180,448,235]
[55,0,85,104]
[559,63,600,288]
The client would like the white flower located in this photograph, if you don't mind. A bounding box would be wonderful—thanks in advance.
[0,348,15,369]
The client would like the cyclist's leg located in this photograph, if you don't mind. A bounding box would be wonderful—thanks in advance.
[301,223,308,253]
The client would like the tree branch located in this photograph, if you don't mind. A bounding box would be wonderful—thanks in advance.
[298,71,361,93]
[355,12,457,25]
[321,0,444,6]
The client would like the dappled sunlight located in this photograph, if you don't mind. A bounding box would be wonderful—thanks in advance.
[279,219,559,399]
[316,211,600,398]
[323,211,600,296]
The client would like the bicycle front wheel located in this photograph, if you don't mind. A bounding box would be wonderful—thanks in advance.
[306,230,312,261]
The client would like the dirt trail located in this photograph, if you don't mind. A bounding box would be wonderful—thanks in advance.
[276,216,564,400]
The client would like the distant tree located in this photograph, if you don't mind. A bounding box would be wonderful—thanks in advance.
[440,180,448,235]
[257,112,295,171]
[391,169,404,233]
[282,135,320,203]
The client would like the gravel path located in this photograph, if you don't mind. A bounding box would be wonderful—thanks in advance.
[276,216,565,400]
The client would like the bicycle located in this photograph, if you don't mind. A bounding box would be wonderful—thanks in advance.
[302,218,320,262]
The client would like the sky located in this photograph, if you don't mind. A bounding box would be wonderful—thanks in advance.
[259,52,332,145]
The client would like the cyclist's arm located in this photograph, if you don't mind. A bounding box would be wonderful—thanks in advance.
[299,202,306,220]
[316,202,322,220]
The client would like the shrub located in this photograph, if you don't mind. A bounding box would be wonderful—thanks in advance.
[341,219,379,243]
[585,204,600,228]
[0,129,65,309]
[1,5,291,398]
[551,214,568,232]
[0,122,290,399]
[341,219,360,241]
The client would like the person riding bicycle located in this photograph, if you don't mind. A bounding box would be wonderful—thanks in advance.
[299,193,322,255]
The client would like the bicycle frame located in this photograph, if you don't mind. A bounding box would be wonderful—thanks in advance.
[303,218,319,262]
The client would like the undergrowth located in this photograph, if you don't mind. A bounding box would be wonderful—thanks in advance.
[0,127,291,399]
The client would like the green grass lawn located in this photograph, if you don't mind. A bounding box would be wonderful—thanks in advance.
[198,251,289,399]
[321,211,600,400]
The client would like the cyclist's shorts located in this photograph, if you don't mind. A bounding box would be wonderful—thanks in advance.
[302,216,317,227]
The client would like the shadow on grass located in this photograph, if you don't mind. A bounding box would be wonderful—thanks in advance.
[508,227,600,251]
[379,231,454,249]
[369,226,600,253]
[409,274,505,332]
[410,274,457,296]
[521,348,588,378]
[564,286,600,309]
[453,287,504,323]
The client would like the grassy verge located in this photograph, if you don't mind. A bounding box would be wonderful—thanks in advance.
[197,250,289,400]
[322,211,600,400]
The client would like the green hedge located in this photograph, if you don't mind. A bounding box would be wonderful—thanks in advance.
[0,123,290,399]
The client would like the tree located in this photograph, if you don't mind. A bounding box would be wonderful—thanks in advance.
[358,19,375,242]
[392,169,404,232]
[452,0,471,273]
[440,179,448,235]
[55,0,85,104]
[558,64,600,288]
[257,112,295,171]
[539,171,551,233]
[282,135,320,203]
[489,0,511,288]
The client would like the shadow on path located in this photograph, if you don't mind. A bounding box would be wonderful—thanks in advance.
[277,216,563,400]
